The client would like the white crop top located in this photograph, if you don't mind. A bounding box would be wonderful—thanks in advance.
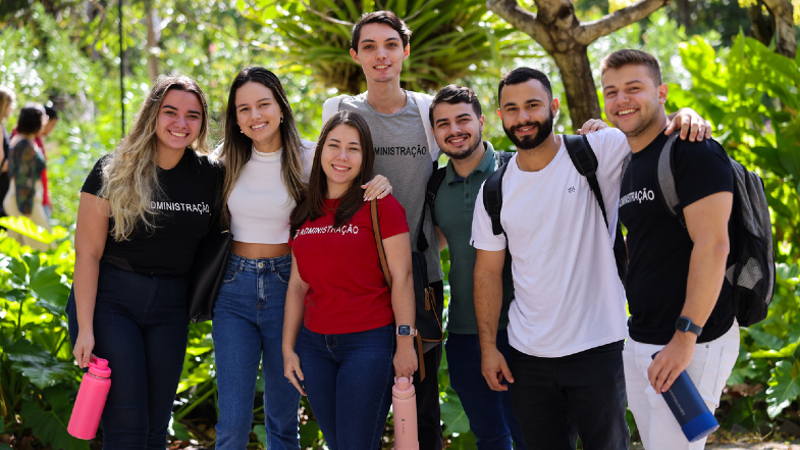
[227,140,315,244]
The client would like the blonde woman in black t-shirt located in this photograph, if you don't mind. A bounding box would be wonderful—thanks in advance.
[66,76,221,450]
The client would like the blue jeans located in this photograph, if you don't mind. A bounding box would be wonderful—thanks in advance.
[509,341,629,450]
[297,324,395,450]
[446,330,528,450]
[212,253,300,450]
[66,264,189,450]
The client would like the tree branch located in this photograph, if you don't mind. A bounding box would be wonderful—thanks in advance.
[577,0,671,45]
[487,0,554,52]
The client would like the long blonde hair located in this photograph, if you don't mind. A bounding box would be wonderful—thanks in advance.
[100,75,210,241]
[219,68,306,227]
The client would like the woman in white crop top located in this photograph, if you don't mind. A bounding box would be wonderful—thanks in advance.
[211,67,390,450]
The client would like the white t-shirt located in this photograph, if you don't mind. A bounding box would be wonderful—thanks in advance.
[471,129,629,358]
[221,140,315,244]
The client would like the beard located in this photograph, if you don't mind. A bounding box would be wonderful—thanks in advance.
[503,111,554,150]
[441,132,483,160]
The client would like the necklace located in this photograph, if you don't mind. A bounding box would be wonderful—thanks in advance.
[253,145,281,157]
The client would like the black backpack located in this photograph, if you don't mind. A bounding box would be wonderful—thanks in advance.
[655,134,775,327]
[480,135,629,283]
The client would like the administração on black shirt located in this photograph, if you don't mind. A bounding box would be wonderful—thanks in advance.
[82,148,221,276]
[619,131,736,345]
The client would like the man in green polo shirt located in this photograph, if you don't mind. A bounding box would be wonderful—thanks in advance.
[428,85,526,450]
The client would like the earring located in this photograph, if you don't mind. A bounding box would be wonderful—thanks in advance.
[239,128,244,134]
[280,117,284,124]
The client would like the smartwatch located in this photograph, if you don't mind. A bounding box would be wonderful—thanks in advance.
[675,316,703,337]
[396,325,418,337]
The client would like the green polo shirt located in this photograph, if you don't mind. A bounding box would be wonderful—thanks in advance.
[433,142,514,335]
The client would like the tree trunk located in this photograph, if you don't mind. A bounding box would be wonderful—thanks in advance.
[144,0,159,82]
[487,0,671,132]
[762,0,797,59]
[748,1,775,47]
[551,48,602,133]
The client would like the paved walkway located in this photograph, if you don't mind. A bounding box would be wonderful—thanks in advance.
[631,442,800,449]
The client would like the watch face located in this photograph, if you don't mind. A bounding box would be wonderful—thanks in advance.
[397,325,411,336]
[675,317,690,332]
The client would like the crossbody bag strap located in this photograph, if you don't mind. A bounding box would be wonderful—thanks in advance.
[371,198,426,379]
[371,199,393,290]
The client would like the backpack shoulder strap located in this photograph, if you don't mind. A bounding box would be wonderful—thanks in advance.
[425,166,448,217]
[482,158,510,236]
[322,95,347,125]
[564,134,610,228]
[410,91,440,162]
[656,133,685,227]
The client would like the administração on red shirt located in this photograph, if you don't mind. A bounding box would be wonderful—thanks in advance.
[290,195,408,335]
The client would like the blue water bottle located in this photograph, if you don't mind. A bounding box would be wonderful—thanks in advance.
[652,352,719,442]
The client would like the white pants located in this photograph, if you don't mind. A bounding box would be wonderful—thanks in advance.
[2,181,52,252]
[623,321,740,450]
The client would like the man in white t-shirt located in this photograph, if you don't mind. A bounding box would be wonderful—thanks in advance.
[471,67,631,449]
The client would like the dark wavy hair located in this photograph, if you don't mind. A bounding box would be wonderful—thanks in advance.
[290,111,375,236]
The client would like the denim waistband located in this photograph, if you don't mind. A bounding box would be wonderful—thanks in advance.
[226,252,291,272]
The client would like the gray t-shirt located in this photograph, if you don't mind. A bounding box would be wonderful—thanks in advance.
[339,92,443,283]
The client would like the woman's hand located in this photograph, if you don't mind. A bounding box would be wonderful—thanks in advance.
[73,330,95,368]
[393,340,418,379]
[283,350,307,396]
[362,174,392,201]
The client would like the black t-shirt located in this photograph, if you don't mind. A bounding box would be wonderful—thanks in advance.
[82,148,222,276]
[619,132,735,345]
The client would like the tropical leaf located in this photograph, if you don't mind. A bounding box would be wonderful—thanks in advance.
[440,387,470,434]
[29,265,71,313]
[20,400,88,450]
[5,340,74,390]
[766,359,800,418]
[0,217,68,245]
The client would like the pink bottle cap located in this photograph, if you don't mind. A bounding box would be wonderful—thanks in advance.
[88,357,112,378]
[394,377,413,390]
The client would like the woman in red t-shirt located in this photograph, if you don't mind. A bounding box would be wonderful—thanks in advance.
[283,110,417,450]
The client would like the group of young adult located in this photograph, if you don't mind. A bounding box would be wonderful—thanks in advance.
[0,87,59,248]
[61,8,739,450]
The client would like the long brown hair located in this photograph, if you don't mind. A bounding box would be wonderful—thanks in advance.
[219,67,306,227]
[290,111,375,236]
[101,75,209,241]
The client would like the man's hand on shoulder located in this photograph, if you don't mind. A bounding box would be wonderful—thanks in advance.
[648,331,696,393]
[577,118,609,135]
[665,108,713,142]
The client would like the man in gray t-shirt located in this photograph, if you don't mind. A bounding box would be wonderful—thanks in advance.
[321,11,444,450]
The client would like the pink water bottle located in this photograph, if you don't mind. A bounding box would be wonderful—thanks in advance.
[68,357,111,440]
[392,377,419,450]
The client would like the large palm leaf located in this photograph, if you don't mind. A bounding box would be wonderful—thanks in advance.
[245,0,518,93]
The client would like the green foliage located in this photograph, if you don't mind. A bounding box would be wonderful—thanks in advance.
[0,227,79,449]
[241,0,521,94]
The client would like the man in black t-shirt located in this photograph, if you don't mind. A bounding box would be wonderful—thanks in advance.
[601,49,740,450]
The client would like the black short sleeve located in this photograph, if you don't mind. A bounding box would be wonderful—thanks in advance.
[81,155,112,197]
[673,139,733,210]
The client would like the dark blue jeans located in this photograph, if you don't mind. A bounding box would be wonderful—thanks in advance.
[446,330,527,450]
[297,324,395,450]
[66,264,189,450]
[509,340,629,450]
[212,253,300,450]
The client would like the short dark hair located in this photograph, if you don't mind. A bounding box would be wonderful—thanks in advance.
[351,11,411,53]
[44,105,58,120]
[601,49,662,86]
[429,84,482,125]
[17,103,45,135]
[498,67,553,104]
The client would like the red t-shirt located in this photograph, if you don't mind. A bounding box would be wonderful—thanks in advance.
[290,195,409,334]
